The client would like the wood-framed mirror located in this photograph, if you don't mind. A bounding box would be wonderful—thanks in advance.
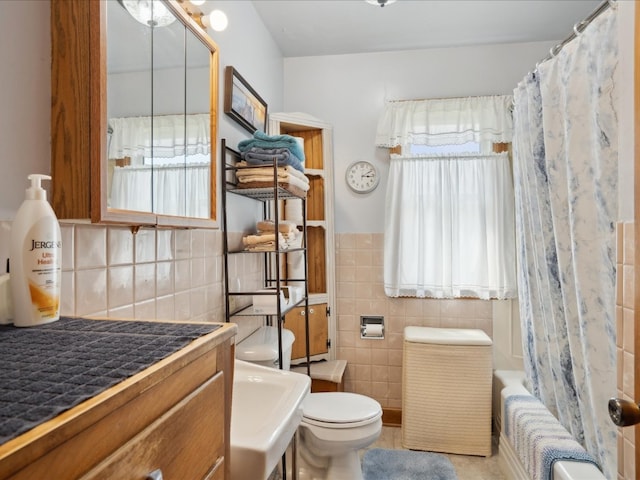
[51,0,219,228]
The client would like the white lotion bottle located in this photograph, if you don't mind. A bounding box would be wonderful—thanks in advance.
[10,174,62,327]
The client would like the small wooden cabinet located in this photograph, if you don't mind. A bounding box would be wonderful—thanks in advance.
[285,303,329,360]
[0,321,236,480]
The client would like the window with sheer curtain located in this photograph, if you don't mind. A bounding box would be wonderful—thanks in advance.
[376,96,517,299]
[107,113,210,217]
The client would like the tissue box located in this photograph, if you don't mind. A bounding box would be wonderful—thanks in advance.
[287,286,304,304]
[253,287,291,314]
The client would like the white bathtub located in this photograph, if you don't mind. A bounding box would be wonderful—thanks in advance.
[494,370,607,480]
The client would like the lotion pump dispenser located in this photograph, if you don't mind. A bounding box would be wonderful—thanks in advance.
[10,174,62,327]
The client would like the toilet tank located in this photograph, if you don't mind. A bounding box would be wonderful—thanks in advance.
[236,326,295,370]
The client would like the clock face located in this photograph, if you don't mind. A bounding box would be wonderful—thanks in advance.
[346,161,379,193]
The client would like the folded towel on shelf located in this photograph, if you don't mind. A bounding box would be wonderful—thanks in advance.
[235,161,309,184]
[242,232,289,251]
[242,147,304,173]
[504,394,599,480]
[257,220,298,234]
[242,232,282,246]
[238,131,306,163]
[236,173,310,192]
[244,242,278,252]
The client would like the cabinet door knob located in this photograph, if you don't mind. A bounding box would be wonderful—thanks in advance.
[147,469,164,480]
[608,398,640,427]
[300,308,314,316]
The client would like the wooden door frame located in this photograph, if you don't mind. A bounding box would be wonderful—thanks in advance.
[635,0,640,474]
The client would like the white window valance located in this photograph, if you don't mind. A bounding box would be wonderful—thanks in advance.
[375,95,513,147]
[108,113,211,159]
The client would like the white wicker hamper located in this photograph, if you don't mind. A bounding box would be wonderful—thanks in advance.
[402,326,493,457]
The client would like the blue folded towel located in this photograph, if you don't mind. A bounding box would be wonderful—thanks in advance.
[238,130,306,162]
[241,147,304,173]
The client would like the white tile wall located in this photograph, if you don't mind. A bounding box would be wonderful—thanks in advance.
[57,222,225,323]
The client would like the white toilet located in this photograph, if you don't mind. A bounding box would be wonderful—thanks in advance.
[297,392,382,480]
[237,326,383,480]
[236,325,295,370]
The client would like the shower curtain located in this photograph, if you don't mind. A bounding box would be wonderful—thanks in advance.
[512,6,618,479]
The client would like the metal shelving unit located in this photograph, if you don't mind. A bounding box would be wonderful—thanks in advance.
[221,139,311,375]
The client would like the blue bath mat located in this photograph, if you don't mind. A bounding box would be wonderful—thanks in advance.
[362,448,458,480]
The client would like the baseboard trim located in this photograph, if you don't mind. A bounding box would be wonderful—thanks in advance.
[382,408,402,427]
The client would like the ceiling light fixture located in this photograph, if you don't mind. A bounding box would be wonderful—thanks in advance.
[120,0,177,27]
[365,0,397,7]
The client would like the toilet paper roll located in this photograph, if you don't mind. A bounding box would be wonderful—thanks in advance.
[285,199,304,225]
[363,324,384,338]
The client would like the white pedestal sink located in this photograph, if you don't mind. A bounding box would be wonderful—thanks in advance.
[231,359,311,480]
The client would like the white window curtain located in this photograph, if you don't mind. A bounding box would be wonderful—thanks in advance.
[107,113,211,217]
[110,163,210,218]
[375,95,513,147]
[108,113,211,160]
[384,153,517,299]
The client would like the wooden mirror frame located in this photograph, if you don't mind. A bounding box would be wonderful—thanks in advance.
[51,0,219,228]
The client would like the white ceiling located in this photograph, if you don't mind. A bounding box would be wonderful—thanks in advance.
[249,0,604,57]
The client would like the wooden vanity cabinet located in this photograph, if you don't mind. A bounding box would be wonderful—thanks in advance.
[0,323,236,480]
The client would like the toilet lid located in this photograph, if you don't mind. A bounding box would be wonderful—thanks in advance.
[302,392,381,425]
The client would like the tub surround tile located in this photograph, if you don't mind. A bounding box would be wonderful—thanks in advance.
[623,222,634,265]
[616,221,635,479]
[622,307,634,353]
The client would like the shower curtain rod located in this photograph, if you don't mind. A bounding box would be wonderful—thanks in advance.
[536,0,614,65]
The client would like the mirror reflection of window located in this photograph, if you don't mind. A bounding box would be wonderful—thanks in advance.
[106,1,212,219]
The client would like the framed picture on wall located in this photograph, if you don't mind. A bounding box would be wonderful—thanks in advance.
[223,66,268,134]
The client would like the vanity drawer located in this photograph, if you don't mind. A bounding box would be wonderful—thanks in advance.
[82,370,225,480]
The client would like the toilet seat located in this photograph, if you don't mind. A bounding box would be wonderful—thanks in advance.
[302,392,382,429]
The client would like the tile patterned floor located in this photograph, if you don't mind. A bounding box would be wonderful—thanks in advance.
[366,426,507,480]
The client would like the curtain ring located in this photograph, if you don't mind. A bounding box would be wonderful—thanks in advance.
[573,20,586,36]
[549,44,562,58]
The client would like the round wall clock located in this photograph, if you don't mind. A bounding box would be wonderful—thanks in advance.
[345,160,379,193]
